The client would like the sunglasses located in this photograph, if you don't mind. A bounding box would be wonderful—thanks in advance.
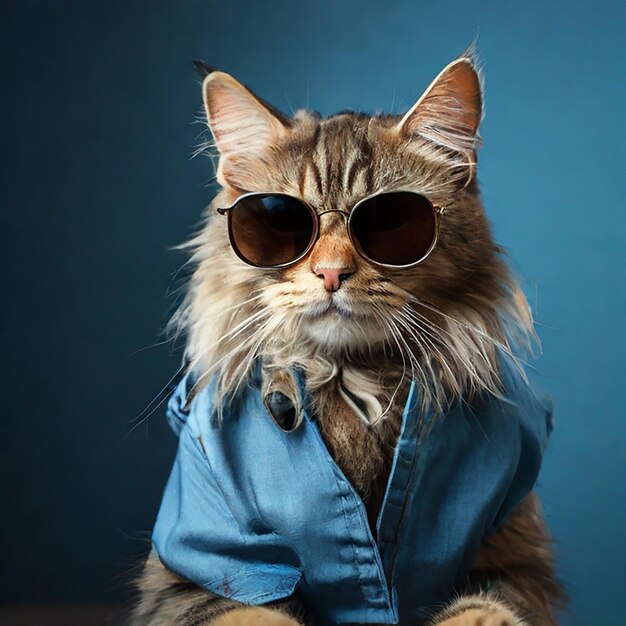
[216,190,446,269]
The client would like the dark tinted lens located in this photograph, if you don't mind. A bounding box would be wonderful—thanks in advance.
[350,192,437,266]
[229,194,315,267]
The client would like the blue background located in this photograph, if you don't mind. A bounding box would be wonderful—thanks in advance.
[2,1,624,624]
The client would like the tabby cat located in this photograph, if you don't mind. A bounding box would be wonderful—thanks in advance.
[132,51,563,626]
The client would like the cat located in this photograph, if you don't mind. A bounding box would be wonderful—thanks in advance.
[131,50,563,626]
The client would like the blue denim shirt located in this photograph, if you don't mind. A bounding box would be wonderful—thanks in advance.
[152,360,553,625]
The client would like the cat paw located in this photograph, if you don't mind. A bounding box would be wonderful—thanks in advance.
[210,607,302,626]
[431,595,525,626]
[435,607,523,626]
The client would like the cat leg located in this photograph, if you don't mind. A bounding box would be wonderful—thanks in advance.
[209,607,303,626]
[131,549,304,626]
[429,493,563,626]
[429,590,528,625]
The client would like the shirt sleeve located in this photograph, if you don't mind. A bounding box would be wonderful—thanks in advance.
[152,406,303,605]
[486,377,554,534]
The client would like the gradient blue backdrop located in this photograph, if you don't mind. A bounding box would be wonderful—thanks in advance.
[2,1,625,624]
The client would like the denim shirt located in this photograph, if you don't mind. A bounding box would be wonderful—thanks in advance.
[152,360,553,625]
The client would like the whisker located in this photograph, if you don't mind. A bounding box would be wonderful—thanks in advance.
[368,307,409,422]
[411,296,528,384]
[186,311,274,399]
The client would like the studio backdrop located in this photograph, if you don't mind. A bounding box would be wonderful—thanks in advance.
[2,1,625,625]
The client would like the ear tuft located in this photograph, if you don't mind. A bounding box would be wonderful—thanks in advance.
[192,59,217,80]
[457,35,481,73]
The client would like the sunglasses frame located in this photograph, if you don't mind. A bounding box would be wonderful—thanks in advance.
[216,190,446,270]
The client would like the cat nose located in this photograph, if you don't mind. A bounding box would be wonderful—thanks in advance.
[314,267,355,292]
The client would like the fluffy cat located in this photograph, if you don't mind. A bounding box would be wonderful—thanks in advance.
[131,51,563,626]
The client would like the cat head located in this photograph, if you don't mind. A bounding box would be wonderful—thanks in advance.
[174,51,534,422]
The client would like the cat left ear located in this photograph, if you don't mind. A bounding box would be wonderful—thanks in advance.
[202,71,289,188]
[396,56,483,182]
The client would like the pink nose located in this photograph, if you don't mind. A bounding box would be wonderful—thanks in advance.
[315,267,354,292]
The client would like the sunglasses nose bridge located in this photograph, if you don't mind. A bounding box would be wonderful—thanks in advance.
[316,209,350,221]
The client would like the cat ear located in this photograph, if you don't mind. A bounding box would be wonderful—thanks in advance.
[202,71,289,189]
[396,56,482,183]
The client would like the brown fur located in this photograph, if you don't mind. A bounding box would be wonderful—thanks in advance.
[132,549,241,625]
[132,52,562,625]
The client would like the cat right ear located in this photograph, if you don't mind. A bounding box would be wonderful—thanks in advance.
[201,71,289,189]
[394,55,483,185]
